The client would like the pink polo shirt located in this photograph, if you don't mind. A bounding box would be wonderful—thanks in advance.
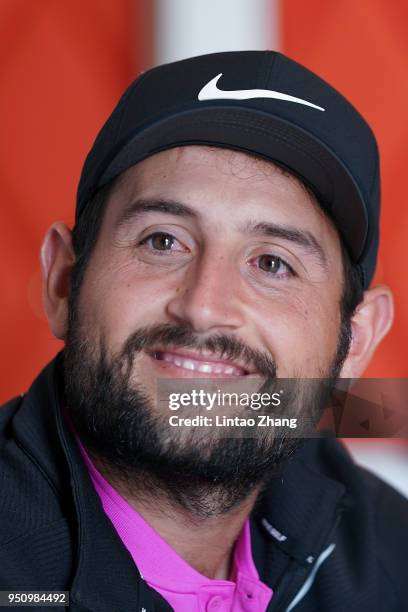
[77,439,273,611]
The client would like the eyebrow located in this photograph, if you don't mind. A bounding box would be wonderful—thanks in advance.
[114,198,199,230]
[114,197,327,267]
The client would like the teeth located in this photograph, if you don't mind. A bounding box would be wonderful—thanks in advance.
[183,360,195,370]
[155,352,244,375]
[197,363,212,373]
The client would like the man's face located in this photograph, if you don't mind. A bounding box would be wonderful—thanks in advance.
[75,146,343,375]
[64,146,346,513]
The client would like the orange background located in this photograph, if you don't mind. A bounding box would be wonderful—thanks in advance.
[0,1,407,403]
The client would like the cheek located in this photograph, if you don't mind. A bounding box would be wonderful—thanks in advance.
[250,286,341,375]
[77,258,178,351]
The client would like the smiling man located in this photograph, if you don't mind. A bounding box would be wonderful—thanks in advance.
[1,51,407,611]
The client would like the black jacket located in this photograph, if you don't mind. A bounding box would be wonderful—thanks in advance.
[0,356,407,611]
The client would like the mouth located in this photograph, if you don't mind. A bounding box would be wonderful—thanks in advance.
[147,348,258,378]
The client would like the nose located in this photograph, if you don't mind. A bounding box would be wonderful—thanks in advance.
[166,251,245,333]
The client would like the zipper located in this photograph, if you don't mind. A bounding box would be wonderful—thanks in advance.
[285,543,336,611]
[266,507,345,611]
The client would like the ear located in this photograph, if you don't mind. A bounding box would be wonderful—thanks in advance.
[40,222,76,340]
[339,285,394,378]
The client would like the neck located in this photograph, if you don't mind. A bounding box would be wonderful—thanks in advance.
[90,453,262,579]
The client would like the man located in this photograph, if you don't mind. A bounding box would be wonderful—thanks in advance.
[0,51,406,611]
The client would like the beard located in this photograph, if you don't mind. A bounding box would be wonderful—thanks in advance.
[63,291,351,518]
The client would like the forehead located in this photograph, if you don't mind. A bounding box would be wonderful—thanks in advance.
[112,145,320,206]
[102,145,341,257]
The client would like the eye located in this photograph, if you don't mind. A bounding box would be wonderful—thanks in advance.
[254,254,294,278]
[140,232,187,252]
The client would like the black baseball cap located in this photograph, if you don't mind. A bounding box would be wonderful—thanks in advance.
[77,50,381,288]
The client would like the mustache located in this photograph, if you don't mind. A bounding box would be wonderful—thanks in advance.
[117,323,277,378]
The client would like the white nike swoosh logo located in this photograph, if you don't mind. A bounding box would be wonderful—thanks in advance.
[198,73,325,112]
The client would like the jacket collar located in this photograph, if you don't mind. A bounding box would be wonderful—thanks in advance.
[12,355,166,611]
[254,440,348,566]
[12,355,351,610]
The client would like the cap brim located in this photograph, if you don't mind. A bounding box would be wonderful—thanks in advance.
[98,106,368,262]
